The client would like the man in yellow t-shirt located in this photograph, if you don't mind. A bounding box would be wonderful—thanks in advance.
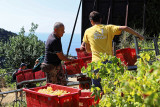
[81,11,144,62]
[83,24,121,62]
[81,11,144,90]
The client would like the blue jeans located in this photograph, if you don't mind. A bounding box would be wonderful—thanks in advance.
[92,60,111,91]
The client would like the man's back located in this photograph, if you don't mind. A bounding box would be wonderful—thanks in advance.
[83,24,121,62]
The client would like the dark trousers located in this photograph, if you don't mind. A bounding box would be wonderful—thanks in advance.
[92,60,111,91]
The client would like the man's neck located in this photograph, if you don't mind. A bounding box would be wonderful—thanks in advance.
[53,32,60,38]
[92,22,101,26]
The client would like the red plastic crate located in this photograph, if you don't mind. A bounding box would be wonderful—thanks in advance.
[116,48,137,66]
[23,69,35,81]
[16,71,25,83]
[23,83,81,107]
[79,82,91,90]
[64,59,82,75]
[76,48,92,59]
[77,76,91,89]
[79,92,100,107]
[81,56,92,68]
[34,70,46,79]
[84,83,90,89]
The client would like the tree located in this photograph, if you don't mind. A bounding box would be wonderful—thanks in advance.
[0,23,45,69]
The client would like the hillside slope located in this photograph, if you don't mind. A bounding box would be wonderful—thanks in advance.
[0,28,17,42]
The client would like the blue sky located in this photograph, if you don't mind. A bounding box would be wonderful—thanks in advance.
[0,0,82,34]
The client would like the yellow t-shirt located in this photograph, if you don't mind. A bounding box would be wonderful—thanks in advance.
[83,24,121,62]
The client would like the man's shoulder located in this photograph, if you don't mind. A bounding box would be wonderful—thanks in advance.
[85,27,92,31]
[105,24,118,28]
[47,34,59,43]
[85,26,95,33]
[48,34,55,40]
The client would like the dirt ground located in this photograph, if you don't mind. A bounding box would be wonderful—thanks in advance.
[0,87,17,105]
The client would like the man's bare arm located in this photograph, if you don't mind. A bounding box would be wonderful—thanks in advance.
[56,52,73,61]
[119,26,144,40]
[85,43,91,53]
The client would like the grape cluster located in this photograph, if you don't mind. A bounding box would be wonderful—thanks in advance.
[38,86,70,96]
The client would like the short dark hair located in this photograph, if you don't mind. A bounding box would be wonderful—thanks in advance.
[54,22,64,30]
[89,11,102,22]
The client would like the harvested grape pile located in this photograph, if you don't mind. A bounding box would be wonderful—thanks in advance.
[38,86,70,96]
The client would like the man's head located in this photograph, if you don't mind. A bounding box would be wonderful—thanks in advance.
[35,59,39,65]
[53,22,65,38]
[89,11,102,25]
[20,63,27,70]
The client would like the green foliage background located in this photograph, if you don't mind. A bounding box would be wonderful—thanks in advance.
[82,52,160,106]
[0,23,45,69]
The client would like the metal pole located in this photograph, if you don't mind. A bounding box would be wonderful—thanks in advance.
[125,0,129,26]
[134,37,140,58]
[67,0,82,56]
[107,0,112,25]
[93,0,97,11]
[143,0,146,32]
[153,38,159,56]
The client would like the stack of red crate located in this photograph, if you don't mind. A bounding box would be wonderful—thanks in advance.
[75,48,92,59]
[16,69,46,84]
[63,48,92,89]
[64,59,82,75]
[81,56,92,68]
[16,71,25,83]
[23,69,35,81]
[64,48,92,75]
[34,70,46,79]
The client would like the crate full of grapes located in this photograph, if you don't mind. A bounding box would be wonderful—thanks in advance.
[23,83,81,107]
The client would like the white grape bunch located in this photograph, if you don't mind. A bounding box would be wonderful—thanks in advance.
[38,86,70,96]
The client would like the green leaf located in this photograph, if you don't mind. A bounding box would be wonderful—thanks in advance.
[96,87,101,91]
[95,95,98,101]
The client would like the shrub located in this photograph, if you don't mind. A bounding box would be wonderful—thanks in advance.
[0,23,45,69]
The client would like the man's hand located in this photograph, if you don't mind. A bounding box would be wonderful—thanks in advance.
[68,57,75,62]
[80,44,85,50]
[57,52,75,62]
[138,35,144,41]
[80,42,86,50]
